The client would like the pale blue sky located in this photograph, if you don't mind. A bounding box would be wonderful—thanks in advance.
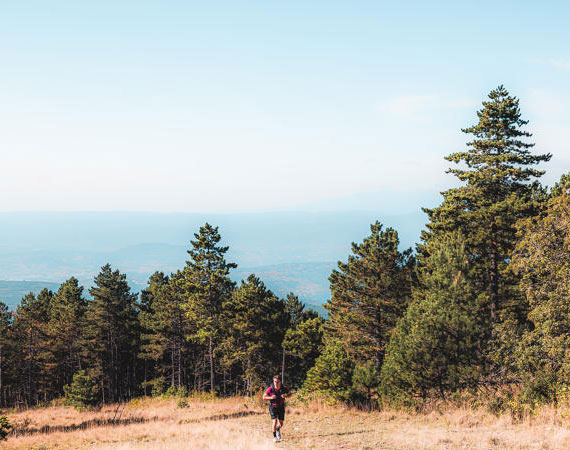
[1,1,569,213]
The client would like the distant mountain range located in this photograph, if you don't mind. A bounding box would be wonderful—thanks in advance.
[0,261,335,315]
[0,211,428,313]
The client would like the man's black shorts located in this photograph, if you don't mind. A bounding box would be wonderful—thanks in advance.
[269,404,285,420]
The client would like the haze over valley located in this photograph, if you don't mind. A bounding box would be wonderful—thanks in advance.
[0,209,426,312]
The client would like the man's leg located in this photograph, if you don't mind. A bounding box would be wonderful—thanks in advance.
[276,407,285,440]
[272,418,279,434]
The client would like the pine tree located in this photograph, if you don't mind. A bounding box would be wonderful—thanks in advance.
[421,85,551,324]
[325,221,414,369]
[510,187,570,404]
[0,302,11,407]
[82,264,139,403]
[11,289,53,405]
[282,315,324,389]
[64,370,100,410]
[279,293,320,386]
[181,223,236,394]
[139,271,194,392]
[381,233,486,401]
[220,275,287,394]
[303,339,354,402]
[46,277,87,395]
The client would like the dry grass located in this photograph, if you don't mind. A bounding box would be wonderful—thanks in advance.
[3,396,570,449]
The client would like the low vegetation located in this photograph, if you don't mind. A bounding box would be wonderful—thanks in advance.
[3,395,570,449]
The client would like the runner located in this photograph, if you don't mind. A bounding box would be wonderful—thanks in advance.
[262,374,290,442]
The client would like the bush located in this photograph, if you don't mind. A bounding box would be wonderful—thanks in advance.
[352,361,380,399]
[303,340,354,401]
[164,385,188,398]
[64,370,100,410]
[177,398,189,408]
[0,415,12,440]
[141,376,165,397]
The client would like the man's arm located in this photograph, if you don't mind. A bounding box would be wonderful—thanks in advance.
[262,388,276,400]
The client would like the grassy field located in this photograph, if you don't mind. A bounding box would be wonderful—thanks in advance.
[3,396,570,449]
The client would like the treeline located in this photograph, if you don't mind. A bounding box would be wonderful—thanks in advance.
[0,85,568,410]
[305,85,569,408]
[0,223,324,407]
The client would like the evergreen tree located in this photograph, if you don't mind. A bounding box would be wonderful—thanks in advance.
[46,277,87,395]
[280,293,319,386]
[303,339,354,402]
[282,316,324,388]
[381,233,486,401]
[325,222,414,369]
[64,370,100,410]
[352,360,380,405]
[182,223,236,393]
[510,188,570,404]
[421,85,551,324]
[220,275,287,394]
[11,289,53,405]
[82,264,139,403]
[0,302,11,407]
[139,271,194,392]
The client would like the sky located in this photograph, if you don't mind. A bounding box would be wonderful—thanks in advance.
[1,1,569,213]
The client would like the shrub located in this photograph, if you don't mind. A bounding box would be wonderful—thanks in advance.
[303,340,354,401]
[141,376,165,397]
[177,398,189,408]
[0,415,12,440]
[164,386,188,398]
[64,370,100,410]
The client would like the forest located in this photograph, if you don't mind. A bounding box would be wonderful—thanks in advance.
[0,85,567,414]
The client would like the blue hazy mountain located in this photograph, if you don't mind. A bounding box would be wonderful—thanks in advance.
[0,210,428,311]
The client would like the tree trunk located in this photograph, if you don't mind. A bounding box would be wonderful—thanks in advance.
[209,336,214,394]
[281,349,286,383]
[489,241,499,322]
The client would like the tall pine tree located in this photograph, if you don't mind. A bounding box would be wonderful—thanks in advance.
[82,264,139,403]
[381,233,487,401]
[421,85,550,324]
[181,223,236,393]
[220,275,287,394]
[46,277,87,395]
[325,222,414,369]
[0,302,11,407]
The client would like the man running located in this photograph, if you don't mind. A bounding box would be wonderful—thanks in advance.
[263,374,290,442]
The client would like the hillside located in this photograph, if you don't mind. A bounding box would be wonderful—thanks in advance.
[2,396,569,449]
[0,261,333,314]
[0,211,425,310]
[0,280,61,309]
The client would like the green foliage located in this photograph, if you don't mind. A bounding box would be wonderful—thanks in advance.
[283,316,324,388]
[303,340,354,401]
[164,385,188,398]
[64,370,99,410]
[181,223,237,393]
[220,275,287,394]
[46,277,87,395]
[352,361,380,402]
[510,189,570,405]
[421,85,550,328]
[141,376,165,397]
[381,233,486,401]
[139,272,193,391]
[82,264,139,403]
[325,221,414,369]
[0,415,12,440]
[11,289,53,405]
[177,398,189,408]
